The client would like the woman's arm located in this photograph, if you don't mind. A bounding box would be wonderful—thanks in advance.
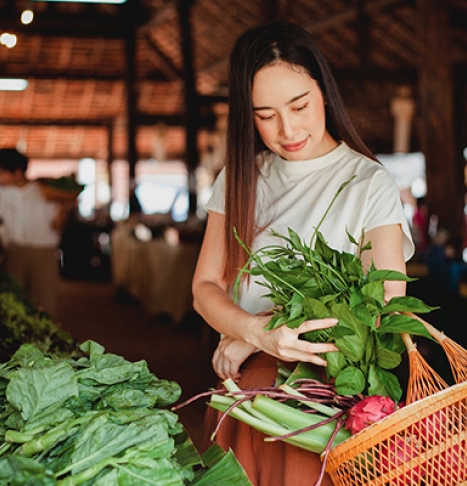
[360,223,407,300]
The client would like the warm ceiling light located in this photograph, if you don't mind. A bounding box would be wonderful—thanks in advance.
[0,32,17,48]
[31,0,126,3]
[0,79,28,91]
[21,10,34,24]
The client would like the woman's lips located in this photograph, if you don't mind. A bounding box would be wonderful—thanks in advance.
[281,138,308,152]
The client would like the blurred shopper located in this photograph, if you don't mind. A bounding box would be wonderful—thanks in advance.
[0,148,70,318]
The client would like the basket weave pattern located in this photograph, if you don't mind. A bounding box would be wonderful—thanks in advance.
[326,320,467,486]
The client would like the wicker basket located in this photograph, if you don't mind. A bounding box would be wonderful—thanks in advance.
[326,325,467,486]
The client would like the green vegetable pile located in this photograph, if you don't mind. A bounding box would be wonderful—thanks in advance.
[0,271,81,363]
[45,176,84,194]
[0,341,252,485]
[234,178,437,402]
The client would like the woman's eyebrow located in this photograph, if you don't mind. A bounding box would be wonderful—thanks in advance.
[253,91,310,111]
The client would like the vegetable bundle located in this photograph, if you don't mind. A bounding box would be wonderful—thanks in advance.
[234,178,436,402]
[0,341,252,485]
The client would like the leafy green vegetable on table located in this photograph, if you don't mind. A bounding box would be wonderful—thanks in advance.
[0,341,252,485]
[234,177,437,402]
[0,270,82,363]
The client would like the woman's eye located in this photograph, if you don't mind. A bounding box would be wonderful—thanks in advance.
[257,113,274,121]
[294,104,308,112]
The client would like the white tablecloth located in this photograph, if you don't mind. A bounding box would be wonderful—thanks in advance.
[111,223,201,323]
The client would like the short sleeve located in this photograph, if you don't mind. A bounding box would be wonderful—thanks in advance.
[204,168,226,215]
[364,167,414,262]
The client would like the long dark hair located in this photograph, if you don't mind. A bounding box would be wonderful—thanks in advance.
[223,21,376,283]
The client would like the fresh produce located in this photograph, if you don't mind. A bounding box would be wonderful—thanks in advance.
[344,395,397,435]
[0,270,81,363]
[0,341,252,485]
[43,176,84,194]
[233,177,437,402]
[380,433,423,485]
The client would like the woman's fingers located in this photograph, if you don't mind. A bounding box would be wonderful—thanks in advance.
[212,338,256,381]
[265,317,339,364]
[298,317,338,332]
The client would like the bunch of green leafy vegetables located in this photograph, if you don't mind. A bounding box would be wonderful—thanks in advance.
[234,178,437,403]
[0,341,252,485]
[0,270,82,363]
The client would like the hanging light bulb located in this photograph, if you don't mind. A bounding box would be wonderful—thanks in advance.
[0,33,17,49]
[21,10,34,25]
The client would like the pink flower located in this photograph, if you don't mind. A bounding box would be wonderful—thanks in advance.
[345,395,397,435]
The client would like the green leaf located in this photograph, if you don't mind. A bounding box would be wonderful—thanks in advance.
[325,350,347,377]
[383,296,439,314]
[314,232,334,262]
[378,314,433,340]
[376,347,402,370]
[377,333,405,354]
[346,230,359,246]
[77,364,140,386]
[284,362,322,386]
[302,298,329,319]
[117,459,187,486]
[334,366,366,396]
[367,364,390,397]
[6,362,78,421]
[146,379,182,407]
[191,447,253,485]
[367,269,416,283]
[287,293,304,320]
[333,304,369,362]
[0,455,56,486]
[351,303,377,328]
[100,389,157,410]
[65,414,171,475]
[79,340,105,362]
[368,364,402,401]
[361,281,385,304]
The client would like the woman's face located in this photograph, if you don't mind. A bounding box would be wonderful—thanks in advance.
[251,62,337,160]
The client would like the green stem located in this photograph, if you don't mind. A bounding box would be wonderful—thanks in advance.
[310,176,356,247]
[278,384,339,417]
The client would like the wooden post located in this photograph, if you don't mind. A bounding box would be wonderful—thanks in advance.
[106,121,114,208]
[124,0,139,212]
[417,0,464,253]
[179,0,199,218]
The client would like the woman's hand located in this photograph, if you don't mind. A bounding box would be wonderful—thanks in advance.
[212,337,257,382]
[250,315,339,367]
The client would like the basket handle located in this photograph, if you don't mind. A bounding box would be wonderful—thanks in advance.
[403,312,447,343]
[401,330,450,404]
[404,312,467,385]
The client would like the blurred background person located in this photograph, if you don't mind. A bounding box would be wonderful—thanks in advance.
[0,148,71,318]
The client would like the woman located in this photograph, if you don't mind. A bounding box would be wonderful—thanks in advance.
[192,21,414,486]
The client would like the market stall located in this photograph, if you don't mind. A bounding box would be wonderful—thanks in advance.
[110,221,202,324]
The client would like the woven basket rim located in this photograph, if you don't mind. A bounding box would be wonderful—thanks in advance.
[326,379,467,469]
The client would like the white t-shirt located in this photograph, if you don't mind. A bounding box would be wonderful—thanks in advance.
[0,182,60,248]
[205,142,414,314]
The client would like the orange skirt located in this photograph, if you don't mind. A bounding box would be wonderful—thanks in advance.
[203,352,335,486]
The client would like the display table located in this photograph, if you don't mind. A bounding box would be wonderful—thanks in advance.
[111,222,201,323]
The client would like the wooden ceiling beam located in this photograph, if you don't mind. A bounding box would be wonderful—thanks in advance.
[303,0,408,35]
[142,32,182,82]
[0,119,111,127]
[0,113,216,129]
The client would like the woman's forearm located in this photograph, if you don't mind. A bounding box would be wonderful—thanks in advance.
[193,280,260,344]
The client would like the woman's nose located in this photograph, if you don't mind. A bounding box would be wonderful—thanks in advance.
[279,114,295,139]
